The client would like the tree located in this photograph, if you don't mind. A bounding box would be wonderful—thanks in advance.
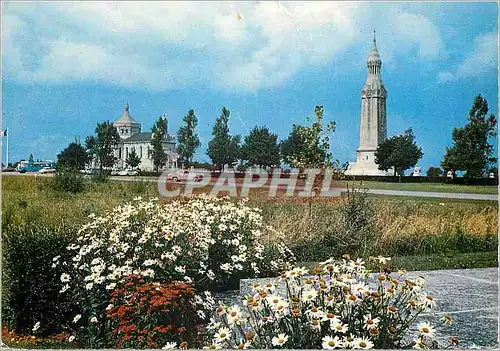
[28,153,34,163]
[177,109,201,167]
[85,121,120,174]
[207,107,240,171]
[281,105,336,170]
[241,126,281,169]
[151,115,168,171]
[441,95,497,178]
[426,166,443,178]
[57,142,89,170]
[375,128,423,177]
[126,148,141,169]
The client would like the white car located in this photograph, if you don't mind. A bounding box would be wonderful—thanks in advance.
[117,169,139,176]
[38,167,56,174]
[166,169,203,182]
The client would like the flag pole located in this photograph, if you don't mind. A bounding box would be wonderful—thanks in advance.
[6,128,9,168]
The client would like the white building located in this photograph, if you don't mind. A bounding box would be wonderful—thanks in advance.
[112,103,178,171]
[345,32,390,176]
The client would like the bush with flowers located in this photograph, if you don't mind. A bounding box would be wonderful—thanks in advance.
[53,195,295,347]
[105,275,201,348]
[203,256,458,349]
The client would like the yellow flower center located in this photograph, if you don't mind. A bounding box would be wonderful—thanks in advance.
[422,327,429,333]
[359,341,367,347]
[328,341,335,347]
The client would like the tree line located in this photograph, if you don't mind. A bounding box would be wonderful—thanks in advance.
[373,94,497,178]
[56,105,337,174]
[56,94,496,179]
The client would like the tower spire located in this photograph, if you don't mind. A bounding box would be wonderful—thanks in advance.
[373,29,377,48]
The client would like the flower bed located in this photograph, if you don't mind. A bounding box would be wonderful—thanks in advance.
[51,195,294,347]
[203,257,458,349]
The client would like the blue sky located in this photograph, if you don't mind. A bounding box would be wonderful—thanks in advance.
[2,2,498,172]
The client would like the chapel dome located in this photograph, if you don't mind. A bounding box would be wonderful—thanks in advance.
[114,103,140,126]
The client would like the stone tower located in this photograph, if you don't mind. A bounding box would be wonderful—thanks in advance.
[345,31,389,176]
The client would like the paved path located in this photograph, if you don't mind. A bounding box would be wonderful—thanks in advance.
[237,268,499,348]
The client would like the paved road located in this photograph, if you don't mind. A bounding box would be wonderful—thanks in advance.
[3,172,498,201]
[239,267,499,348]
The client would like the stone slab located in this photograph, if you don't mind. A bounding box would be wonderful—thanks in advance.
[226,268,499,348]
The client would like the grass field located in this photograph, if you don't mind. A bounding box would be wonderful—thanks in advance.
[297,251,498,272]
[2,176,498,270]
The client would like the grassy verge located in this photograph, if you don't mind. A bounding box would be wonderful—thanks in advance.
[366,194,497,205]
[296,251,498,272]
[335,180,498,194]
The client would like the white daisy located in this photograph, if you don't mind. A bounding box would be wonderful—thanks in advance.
[353,337,374,349]
[417,321,436,338]
[214,327,231,343]
[363,314,380,330]
[301,288,318,302]
[271,333,289,347]
[162,341,177,349]
[322,335,343,349]
[60,273,71,283]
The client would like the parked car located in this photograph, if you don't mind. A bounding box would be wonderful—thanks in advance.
[166,169,203,182]
[79,168,95,174]
[38,167,56,174]
[116,169,139,176]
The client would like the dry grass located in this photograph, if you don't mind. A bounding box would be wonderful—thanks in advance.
[2,176,497,257]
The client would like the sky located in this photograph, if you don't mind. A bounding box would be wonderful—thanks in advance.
[1,1,498,172]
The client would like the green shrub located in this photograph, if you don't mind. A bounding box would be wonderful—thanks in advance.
[2,224,78,335]
[290,189,379,261]
[51,169,86,194]
[90,171,110,184]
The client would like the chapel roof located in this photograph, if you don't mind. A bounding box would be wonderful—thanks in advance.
[123,132,176,143]
[115,103,140,126]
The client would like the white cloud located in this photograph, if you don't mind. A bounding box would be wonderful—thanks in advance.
[437,32,497,83]
[2,2,447,92]
[391,12,443,60]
